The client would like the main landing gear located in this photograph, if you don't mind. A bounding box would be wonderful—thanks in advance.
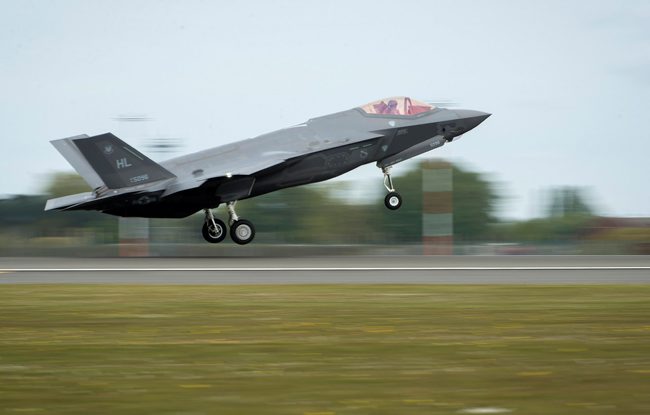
[202,201,256,245]
[382,166,402,210]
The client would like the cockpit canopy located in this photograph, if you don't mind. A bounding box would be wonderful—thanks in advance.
[359,97,434,116]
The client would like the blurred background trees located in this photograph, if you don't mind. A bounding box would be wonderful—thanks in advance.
[45,172,91,197]
[372,163,499,244]
[492,186,596,245]
[1,161,647,254]
[0,172,117,248]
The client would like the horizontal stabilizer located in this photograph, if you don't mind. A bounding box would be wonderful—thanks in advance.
[44,192,96,211]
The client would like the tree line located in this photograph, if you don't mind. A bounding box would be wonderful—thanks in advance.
[4,160,638,250]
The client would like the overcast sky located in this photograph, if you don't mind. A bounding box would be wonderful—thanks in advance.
[1,0,649,218]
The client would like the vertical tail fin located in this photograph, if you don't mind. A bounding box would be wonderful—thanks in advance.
[51,133,175,190]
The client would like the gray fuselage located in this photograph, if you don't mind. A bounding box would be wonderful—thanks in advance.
[101,107,488,218]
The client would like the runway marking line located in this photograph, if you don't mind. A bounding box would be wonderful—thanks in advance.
[1,266,649,272]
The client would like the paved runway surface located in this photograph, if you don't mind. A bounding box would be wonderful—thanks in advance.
[1,255,649,284]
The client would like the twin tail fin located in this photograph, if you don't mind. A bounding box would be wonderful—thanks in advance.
[50,133,175,191]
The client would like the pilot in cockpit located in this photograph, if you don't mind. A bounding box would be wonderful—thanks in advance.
[384,99,399,115]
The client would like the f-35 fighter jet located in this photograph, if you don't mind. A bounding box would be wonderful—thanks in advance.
[46,97,490,244]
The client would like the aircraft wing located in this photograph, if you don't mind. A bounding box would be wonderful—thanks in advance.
[47,127,385,211]
[159,128,385,196]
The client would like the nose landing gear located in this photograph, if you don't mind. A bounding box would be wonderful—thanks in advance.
[382,166,403,210]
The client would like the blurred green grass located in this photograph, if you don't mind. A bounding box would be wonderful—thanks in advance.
[1,284,649,414]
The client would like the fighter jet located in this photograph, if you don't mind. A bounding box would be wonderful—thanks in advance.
[45,97,490,244]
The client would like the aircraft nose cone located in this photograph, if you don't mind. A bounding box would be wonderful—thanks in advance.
[454,109,491,131]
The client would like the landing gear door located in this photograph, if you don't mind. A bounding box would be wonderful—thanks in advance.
[215,176,256,202]
[375,128,397,165]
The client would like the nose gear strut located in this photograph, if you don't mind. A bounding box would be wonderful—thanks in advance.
[382,166,403,210]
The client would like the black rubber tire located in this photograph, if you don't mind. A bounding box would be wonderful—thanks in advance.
[384,192,403,210]
[202,219,227,243]
[230,219,256,245]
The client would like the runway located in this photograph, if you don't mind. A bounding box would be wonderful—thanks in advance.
[1,255,649,284]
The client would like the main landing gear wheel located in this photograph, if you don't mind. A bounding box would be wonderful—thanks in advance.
[230,219,255,245]
[202,218,227,243]
[226,201,255,245]
[384,192,402,210]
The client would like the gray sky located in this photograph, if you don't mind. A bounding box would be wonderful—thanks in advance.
[1,0,649,219]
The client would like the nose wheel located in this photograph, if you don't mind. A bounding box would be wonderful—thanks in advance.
[384,192,402,210]
[201,202,256,245]
[381,166,402,210]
